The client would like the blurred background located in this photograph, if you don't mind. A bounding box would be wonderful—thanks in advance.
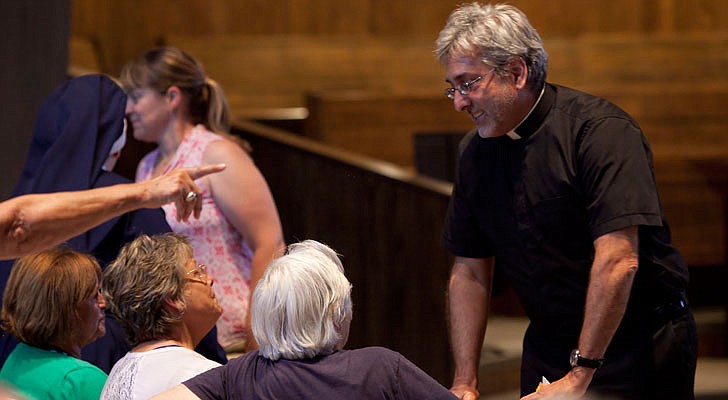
[2,1,727,397]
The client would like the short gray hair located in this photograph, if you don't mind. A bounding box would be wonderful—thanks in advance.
[252,240,353,361]
[102,233,193,346]
[435,2,548,90]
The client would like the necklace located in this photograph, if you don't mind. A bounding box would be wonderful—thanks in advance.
[133,339,184,352]
[152,344,182,350]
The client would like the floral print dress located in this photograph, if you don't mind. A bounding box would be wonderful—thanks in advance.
[136,125,252,348]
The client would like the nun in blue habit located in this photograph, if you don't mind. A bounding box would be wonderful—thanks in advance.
[0,74,226,373]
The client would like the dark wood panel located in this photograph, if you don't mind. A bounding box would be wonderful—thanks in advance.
[231,119,456,385]
[1,1,70,198]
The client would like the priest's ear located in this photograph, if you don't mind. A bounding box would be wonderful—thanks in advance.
[506,56,528,90]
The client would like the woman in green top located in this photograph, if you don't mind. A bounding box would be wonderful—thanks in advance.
[0,248,108,399]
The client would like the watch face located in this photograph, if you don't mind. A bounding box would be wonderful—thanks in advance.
[569,349,604,369]
[570,349,579,368]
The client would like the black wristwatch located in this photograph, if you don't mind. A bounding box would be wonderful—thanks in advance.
[569,349,605,369]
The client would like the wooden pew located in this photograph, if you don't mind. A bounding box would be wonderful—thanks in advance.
[230,119,456,385]
[304,91,473,167]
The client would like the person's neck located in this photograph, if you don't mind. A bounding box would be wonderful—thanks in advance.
[157,119,195,159]
[132,328,195,353]
[49,340,81,358]
[496,86,540,136]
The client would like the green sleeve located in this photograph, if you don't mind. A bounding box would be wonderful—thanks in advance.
[61,366,108,399]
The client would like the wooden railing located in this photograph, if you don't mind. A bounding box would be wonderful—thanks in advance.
[231,119,456,384]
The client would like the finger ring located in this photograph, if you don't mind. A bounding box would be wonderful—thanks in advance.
[185,191,198,202]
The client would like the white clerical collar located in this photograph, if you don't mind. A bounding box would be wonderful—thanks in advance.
[505,84,546,140]
[506,130,522,140]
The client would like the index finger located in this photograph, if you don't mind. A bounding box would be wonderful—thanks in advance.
[185,163,226,180]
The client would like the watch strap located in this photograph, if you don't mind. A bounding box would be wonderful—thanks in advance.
[570,349,605,369]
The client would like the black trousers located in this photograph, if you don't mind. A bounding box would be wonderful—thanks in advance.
[520,310,697,399]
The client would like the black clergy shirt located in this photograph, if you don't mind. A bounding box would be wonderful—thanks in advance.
[443,83,689,339]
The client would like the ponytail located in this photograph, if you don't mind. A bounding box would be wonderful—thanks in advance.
[204,77,230,135]
[205,77,251,152]
[121,47,251,152]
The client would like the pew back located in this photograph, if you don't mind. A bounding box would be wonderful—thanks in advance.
[231,119,455,385]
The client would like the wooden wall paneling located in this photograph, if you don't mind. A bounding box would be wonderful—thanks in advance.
[672,0,728,32]
[164,34,447,111]
[544,33,728,88]
[71,0,149,75]
[366,0,456,37]
[304,91,473,166]
[231,119,455,385]
[71,1,728,75]
[287,0,371,34]
[579,34,728,86]
[505,0,657,36]
[594,88,728,147]
[68,36,102,74]
[654,159,726,268]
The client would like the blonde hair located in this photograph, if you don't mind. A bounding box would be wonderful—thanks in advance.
[1,248,101,347]
[120,47,250,151]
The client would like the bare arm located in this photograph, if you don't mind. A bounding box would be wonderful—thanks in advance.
[204,140,285,349]
[522,226,638,399]
[449,256,494,400]
[0,164,225,260]
[150,384,201,400]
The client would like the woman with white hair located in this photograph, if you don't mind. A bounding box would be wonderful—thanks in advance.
[153,240,457,399]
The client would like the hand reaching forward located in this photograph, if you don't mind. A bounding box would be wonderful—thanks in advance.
[451,384,479,400]
[520,368,592,400]
[142,164,226,222]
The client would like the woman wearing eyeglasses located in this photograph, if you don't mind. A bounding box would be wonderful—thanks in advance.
[121,47,285,353]
[100,233,222,399]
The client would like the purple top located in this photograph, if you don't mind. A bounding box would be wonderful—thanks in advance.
[184,347,457,400]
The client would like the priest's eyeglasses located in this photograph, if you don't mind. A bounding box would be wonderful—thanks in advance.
[444,68,496,99]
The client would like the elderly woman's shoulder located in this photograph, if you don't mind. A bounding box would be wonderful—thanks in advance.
[344,346,406,363]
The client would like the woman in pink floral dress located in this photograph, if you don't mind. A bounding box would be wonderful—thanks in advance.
[121,47,285,352]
